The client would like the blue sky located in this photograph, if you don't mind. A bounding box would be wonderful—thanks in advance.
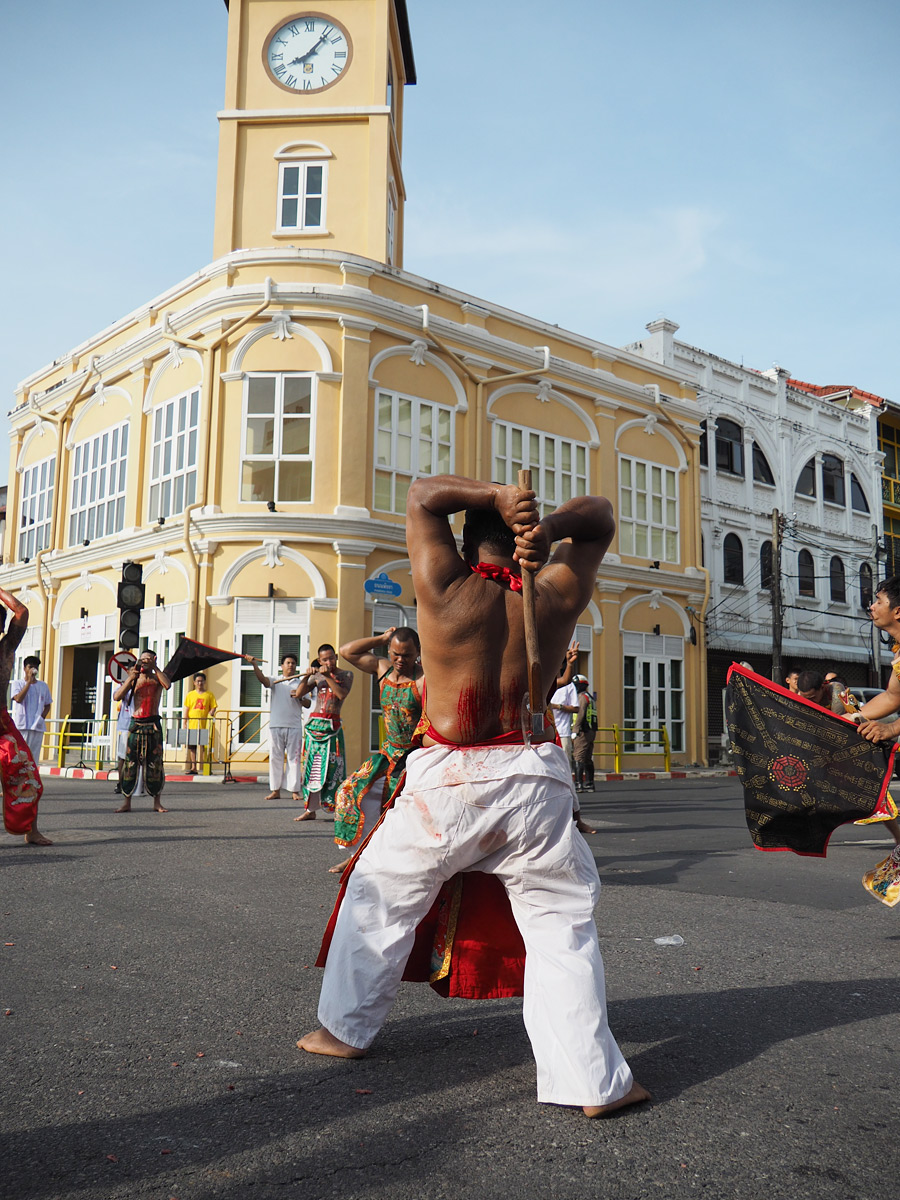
[2,0,898,486]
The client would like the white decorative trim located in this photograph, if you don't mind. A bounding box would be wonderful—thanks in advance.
[218,543,328,600]
[54,571,117,612]
[333,540,377,557]
[615,418,688,472]
[338,315,376,332]
[66,385,133,449]
[409,339,428,366]
[618,592,690,636]
[16,422,54,473]
[310,597,339,611]
[218,106,390,120]
[485,384,600,449]
[339,263,375,281]
[365,558,413,582]
[207,595,233,607]
[220,371,243,383]
[333,505,371,519]
[368,346,468,412]
[143,348,204,414]
[263,539,284,568]
[227,317,334,375]
[584,598,603,633]
[143,552,192,590]
[274,140,334,160]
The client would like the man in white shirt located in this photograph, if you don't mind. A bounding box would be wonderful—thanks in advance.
[11,657,52,764]
[550,678,578,772]
[252,653,307,802]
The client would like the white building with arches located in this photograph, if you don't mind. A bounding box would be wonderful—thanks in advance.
[626,318,883,756]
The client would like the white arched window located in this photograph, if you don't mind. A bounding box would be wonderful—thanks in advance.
[275,142,331,234]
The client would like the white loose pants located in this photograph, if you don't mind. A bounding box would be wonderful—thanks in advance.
[22,730,44,761]
[268,726,302,793]
[318,742,633,1107]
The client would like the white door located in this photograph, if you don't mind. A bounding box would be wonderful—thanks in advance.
[623,654,684,753]
[232,598,309,747]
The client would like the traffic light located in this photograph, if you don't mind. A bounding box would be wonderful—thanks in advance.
[117,561,145,651]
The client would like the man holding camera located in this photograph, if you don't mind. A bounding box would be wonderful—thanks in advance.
[113,649,171,812]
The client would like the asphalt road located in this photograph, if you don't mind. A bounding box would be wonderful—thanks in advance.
[1,775,897,1200]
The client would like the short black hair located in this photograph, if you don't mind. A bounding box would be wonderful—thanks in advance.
[876,577,900,609]
[317,643,336,656]
[461,507,516,566]
[390,626,420,652]
[797,669,824,693]
[281,651,299,664]
[23,656,40,670]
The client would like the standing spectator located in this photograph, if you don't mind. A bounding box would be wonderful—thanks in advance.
[113,650,171,812]
[113,685,134,796]
[571,675,597,792]
[549,668,578,773]
[784,669,800,694]
[252,653,306,802]
[11,656,52,765]
[183,672,217,774]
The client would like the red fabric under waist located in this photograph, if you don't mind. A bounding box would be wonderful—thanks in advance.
[421,721,529,749]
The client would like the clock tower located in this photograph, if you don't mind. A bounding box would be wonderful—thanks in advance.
[213,0,415,266]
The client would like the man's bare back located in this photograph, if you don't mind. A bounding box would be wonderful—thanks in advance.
[407,476,615,745]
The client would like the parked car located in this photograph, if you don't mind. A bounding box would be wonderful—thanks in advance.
[846,686,897,714]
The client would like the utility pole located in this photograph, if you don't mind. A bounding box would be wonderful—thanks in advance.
[771,508,784,684]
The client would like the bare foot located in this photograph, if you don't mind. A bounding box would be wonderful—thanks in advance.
[291,792,302,802]
[154,804,169,813]
[576,818,597,835]
[115,802,132,813]
[265,791,281,801]
[24,829,53,846]
[297,1027,366,1058]
[583,1080,651,1118]
[294,811,316,822]
[328,857,351,874]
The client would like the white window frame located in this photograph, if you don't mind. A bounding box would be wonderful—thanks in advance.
[492,422,588,517]
[148,388,200,523]
[618,455,680,564]
[240,372,316,505]
[18,454,56,561]
[373,389,454,516]
[277,160,327,233]
[386,179,397,264]
[69,421,129,545]
[231,599,310,749]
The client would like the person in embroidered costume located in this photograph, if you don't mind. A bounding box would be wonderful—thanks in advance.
[299,475,649,1118]
[0,588,51,845]
[849,579,900,901]
[293,645,353,821]
[326,626,423,874]
[113,650,171,812]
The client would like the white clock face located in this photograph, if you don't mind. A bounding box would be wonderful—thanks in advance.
[265,14,352,93]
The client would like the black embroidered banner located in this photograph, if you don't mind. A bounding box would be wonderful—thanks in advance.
[726,663,896,857]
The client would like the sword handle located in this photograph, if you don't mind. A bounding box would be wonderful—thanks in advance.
[517,469,543,716]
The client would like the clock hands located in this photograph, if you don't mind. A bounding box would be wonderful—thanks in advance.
[289,30,329,66]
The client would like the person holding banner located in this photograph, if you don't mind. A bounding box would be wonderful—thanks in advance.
[0,587,51,845]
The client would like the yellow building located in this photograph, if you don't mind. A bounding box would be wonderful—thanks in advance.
[2,0,708,772]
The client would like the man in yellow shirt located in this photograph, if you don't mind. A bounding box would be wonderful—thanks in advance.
[183,673,217,774]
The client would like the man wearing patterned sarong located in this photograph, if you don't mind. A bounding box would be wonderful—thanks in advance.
[113,650,171,812]
[293,645,352,821]
[0,587,51,845]
[299,475,648,1118]
[323,626,423,873]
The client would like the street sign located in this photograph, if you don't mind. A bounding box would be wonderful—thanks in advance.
[108,650,137,684]
[364,572,402,597]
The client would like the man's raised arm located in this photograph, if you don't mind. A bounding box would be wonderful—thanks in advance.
[515,495,616,614]
[406,475,537,600]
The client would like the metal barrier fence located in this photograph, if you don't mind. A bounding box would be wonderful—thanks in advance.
[35,714,673,777]
[39,711,278,779]
[592,725,671,773]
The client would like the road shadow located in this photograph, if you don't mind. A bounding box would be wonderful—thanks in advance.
[2,978,896,1198]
